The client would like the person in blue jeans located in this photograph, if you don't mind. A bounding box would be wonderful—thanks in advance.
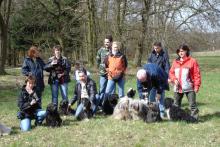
[17,75,46,131]
[68,68,100,120]
[105,41,127,98]
[136,63,169,119]
[96,35,113,102]
[44,45,71,107]
[22,46,45,107]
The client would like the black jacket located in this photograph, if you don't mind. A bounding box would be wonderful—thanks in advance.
[17,86,41,119]
[148,49,170,75]
[44,56,71,84]
[70,78,97,106]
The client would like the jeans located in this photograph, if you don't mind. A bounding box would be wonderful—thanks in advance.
[51,80,68,106]
[148,88,165,118]
[75,94,100,119]
[20,109,46,131]
[99,75,108,103]
[174,91,199,118]
[105,78,125,98]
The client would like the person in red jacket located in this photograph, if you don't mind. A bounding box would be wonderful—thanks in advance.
[169,44,201,120]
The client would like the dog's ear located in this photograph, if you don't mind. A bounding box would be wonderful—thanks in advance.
[127,88,136,98]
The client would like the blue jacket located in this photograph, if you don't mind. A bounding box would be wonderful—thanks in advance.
[137,63,169,99]
[147,49,170,75]
[22,57,45,91]
[44,56,71,84]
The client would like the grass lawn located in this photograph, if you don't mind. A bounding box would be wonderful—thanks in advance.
[0,56,220,147]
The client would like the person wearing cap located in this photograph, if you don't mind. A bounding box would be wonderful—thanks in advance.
[136,63,169,118]
[169,44,201,120]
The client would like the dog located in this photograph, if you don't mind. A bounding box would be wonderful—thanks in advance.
[164,97,197,123]
[113,97,161,123]
[46,103,62,127]
[102,93,119,115]
[76,98,93,120]
[59,99,75,115]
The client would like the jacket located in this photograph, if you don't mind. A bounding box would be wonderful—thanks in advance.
[96,47,111,76]
[70,78,97,106]
[22,57,45,91]
[169,56,201,93]
[137,63,169,99]
[17,86,41,119]
[148,49,170,75]
[44,56,71,84]
[105,52,127,80]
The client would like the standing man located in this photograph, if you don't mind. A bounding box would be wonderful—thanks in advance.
[96,35,113,102]
[148,42,170,75]
[136,63,169,119]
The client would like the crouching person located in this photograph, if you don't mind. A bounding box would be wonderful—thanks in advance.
[17,75,46,131]
[68,68,100,120]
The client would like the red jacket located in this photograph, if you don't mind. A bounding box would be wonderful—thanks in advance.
[169,56,201,93]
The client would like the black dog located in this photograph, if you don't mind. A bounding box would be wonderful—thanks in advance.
[102,93,119,115]
[164,97,197,123]
[46,103,62,127]
[59,99,75,115]
[76,98,93,120]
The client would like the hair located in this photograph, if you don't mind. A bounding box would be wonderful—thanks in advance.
[136,69,147,80]
[176,44,190,57]
[105,35,113,42]
[27,46,38,58]
[25,75,36,85]
[78,67,87,76]
[53,45,62,52]
[153,42,162,47]
[112,41,122,50]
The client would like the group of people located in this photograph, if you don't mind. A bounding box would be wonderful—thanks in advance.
[17,35,201,132]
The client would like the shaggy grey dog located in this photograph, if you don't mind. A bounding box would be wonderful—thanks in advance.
[112,97,161,122]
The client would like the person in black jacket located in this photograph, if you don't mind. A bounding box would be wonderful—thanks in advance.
[22,46,45,107]
[44,45,71,106]
[17,75,46,131]
[68,68,100,120]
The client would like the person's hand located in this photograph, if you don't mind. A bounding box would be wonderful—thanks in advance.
[174,79,179,86]
[30,99,37,105]
[194,88,199,93]
[68,103,72,107]
[57,73,64,78]
[156,94,161,102]
[51,59,57,65]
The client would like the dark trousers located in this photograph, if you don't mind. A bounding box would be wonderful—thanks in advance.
[174,91,199,118]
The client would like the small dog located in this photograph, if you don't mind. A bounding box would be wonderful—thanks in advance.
[102,93,119,115]
[164,97,197,123]
[46,103,62,127]
[76,98,93,120]
[59,99,75,115]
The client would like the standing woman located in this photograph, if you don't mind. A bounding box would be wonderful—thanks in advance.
[105,41,127,98]
[17,75,46,131]
[22,46,45,107]
[169,44,201,120]
[44,45,71,106]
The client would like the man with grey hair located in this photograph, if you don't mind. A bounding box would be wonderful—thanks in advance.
[136,63,169,118]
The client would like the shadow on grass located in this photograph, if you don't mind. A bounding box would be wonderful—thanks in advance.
[181,102,207,107]
[199,111,220,122]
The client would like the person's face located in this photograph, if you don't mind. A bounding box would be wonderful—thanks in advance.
[112,43,119,52]
[178,49,187,58]
[54,48,61,58]
[104,39,111,48]
[34,49,40,58]
[138,76,147,83]
[154,45,162,53]
[79,72,87,83]
[26,80,35,90]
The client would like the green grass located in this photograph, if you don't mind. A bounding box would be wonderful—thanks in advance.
[1,56,220,147]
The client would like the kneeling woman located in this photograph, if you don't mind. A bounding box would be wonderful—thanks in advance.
[17,75,46,131]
